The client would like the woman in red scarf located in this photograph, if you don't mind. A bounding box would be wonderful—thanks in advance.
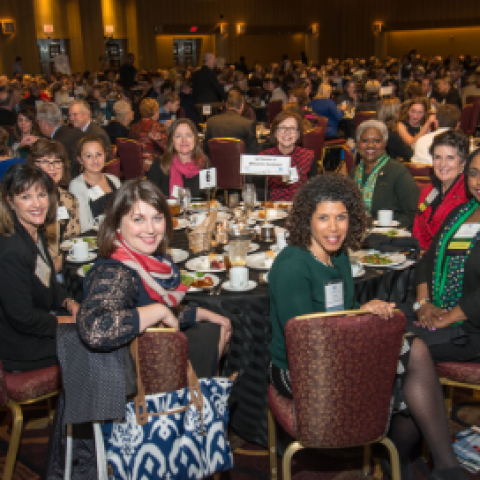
[76,178,231,377]
[147,119,208,199]
[413,130,469,250]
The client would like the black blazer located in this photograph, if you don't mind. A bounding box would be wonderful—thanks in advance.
[104,120,129,146]
[204,110,257,155]
[52,125,85,178]
[84,121,112,152]
[191,66,225,104]
[0,218,68,371]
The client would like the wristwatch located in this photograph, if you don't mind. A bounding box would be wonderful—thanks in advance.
[413,298,430,312]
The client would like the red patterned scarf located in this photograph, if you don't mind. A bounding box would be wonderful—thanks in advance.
[169,155,201,198]
[111,234,187,307]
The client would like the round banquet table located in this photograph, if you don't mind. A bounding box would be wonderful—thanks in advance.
[63,227,416,447]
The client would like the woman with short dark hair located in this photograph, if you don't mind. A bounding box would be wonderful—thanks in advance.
[259,110,315,200]
[27,138,80,272]
[0,163,77,372]
[413,130,469,250]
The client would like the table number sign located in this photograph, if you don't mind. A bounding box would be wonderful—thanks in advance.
[240,155,291,176]
[199,168,217,189]
[202,105,212,116]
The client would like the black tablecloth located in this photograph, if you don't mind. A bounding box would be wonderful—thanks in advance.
[63,228,416,447]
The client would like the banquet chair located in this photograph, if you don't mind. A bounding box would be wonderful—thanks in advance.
[405,163,433,179]
[208,138,246,199]
[302,127,326,173]
[115,138,144,180]
[435,363,480,419]
[354,111,377,130]
[102,157,121,179]
[267,100,283,128]
[0,361,61,480]
[466,96,480,106]
[267,309,406,480]
[459,104,474,135]
[414,176,432,190]
[316,116,348,171]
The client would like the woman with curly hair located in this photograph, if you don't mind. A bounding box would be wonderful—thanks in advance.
[268,174,468,480]
[147,118,208,199]
[397,97,435,147]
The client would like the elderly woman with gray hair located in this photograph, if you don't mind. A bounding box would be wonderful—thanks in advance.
[349,119,419,229]
[104,100,134,145]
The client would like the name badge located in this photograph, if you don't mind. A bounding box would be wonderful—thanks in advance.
[88,185,105,201]
[56,206,69,221]
[35,255,51,288]
[324,280,344,312]
[171,185,180,199]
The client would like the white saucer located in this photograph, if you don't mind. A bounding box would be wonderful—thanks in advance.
[66,252,97,263]
[222,280,257,292]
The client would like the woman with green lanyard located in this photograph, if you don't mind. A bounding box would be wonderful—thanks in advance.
[412,148,480,364]
[349,120,419,229]
[268,175,468,480]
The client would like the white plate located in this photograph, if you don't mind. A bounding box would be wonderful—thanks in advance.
[250,210,288,221]
[169,248,189,263]
[66,252,97,263]
[77,263,94,278]
[185,255,226,273]
[224,242,260,253]
[355,252,407,268]
[184,273,220,292]
[373,220,400,227]
[246,252,274,270]
[371,227,411,238]
[60,237,97,251]
[222,280,257,292]
[174,219,191,230]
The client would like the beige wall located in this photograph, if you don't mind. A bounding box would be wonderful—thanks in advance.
[386,26,480,59]
[155,35,215,69]
[0,0,39,75]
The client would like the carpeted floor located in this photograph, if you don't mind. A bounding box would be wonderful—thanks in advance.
[1,389,480,479]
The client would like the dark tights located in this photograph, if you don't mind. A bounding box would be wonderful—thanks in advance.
[389,338,458,480]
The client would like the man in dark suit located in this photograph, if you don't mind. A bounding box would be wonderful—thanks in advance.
[203,89,257,156]
[431,77,462,110]
[191,53,225,104]
[69,100,112,152]
[37,103,84,178]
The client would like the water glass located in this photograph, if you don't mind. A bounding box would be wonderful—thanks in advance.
[178,188,191,219]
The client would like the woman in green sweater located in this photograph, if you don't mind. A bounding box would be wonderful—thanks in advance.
[268,175,467,480]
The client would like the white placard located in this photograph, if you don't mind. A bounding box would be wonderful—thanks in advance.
[240,154,291,176]
[202,105,212,116]
[380,86,393,97]
[199,168,217,189]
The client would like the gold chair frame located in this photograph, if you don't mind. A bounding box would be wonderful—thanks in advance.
[3,389,59,480]
[268,309,402,480]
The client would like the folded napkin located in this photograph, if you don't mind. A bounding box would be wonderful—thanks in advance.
[363,233,419,254]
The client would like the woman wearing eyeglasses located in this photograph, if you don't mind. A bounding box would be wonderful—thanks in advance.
[27,139,80,273]
[259,111,315,201]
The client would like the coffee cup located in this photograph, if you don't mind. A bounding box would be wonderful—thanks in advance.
[377,210,393,227]
[230,266,249,289]
[69,241,89,261]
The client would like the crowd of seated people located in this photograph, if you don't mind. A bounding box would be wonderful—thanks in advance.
[0,49,479,480]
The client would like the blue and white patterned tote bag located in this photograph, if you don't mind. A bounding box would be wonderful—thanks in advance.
[104,353,235,479]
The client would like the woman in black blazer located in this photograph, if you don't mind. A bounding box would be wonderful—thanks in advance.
[0,164,78,372]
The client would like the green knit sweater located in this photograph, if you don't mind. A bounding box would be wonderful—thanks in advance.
[269,245,358,370]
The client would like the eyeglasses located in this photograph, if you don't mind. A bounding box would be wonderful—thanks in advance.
[36,159,63,169]
[277,127,298,134]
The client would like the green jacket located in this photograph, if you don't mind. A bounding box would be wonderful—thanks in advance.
[350,158,419,229]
